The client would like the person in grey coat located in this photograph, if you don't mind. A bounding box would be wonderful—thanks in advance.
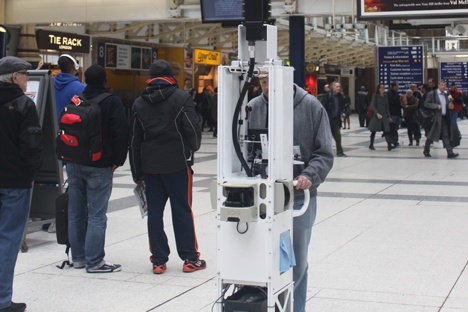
[368,83,393,151]
[248,73,334,312]
[422,80,459,158]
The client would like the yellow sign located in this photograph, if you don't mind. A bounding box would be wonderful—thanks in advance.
[194,49,221,65]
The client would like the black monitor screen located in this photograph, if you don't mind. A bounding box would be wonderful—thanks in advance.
[200,0,244,24]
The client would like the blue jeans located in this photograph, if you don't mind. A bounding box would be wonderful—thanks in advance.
[293,194,317,312]
[0,188,31,309]
[66,164,112,269]
[451,111,460,137]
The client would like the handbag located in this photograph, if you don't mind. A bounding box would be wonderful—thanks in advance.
[367,105,374,118]
[417,107,435,130]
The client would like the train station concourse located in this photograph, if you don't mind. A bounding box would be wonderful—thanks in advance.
[16,116,468,312]
[2,1,468,312]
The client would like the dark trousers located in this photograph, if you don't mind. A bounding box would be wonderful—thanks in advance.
[144,168,200,265]
[359,109,369,127]
[201,109,212,129]
[406,121,421,144]
[370,131,391,148]
[424,117,453,155]
[330,117,343,154]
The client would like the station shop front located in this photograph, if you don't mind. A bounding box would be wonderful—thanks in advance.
[36,29,91,80]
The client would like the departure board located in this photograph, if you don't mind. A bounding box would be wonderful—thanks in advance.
[378,46,424,93]
[440,62,468,92]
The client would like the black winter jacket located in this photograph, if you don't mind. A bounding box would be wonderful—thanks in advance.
[321,91,345,119]
[81,85,129,168]
[387,89,402,117]
[0,82,43,188]
[129,84,201,178]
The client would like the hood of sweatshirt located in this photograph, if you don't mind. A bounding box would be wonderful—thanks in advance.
[293,84,309,108]
[141,83,178,105]
[54,73,81,91]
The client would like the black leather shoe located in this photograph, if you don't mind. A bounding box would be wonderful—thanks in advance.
[423,151,431,157]
[337,152,347,157]
[0,302,26,312]
[447,153,459,159]
[369,145,375,150]
[387,145,393,151]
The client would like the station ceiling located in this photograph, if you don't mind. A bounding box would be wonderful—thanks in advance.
[87,19,377,68]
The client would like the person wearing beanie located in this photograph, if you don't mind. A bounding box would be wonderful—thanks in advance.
[129,59,205,274]
[0,56,43,312]
[66,64,128,273]
[54,54,85,122]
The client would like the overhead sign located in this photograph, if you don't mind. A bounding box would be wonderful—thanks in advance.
[357,0,468,20]
[97,42,157,70]
[377,46,424,93]
[194,49,221,66]
[440,62,468,92]
[36,30,90,53]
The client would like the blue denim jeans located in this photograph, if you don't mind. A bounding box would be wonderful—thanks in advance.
[66,163,112,269]
[293,194,317,312]
[0,188,31,309]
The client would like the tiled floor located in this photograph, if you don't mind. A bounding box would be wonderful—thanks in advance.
[15,115,468,311]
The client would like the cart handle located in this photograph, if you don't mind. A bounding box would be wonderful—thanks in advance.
[292,180,310,218]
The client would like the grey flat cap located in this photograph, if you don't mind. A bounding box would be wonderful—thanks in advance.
[0,56,32,75]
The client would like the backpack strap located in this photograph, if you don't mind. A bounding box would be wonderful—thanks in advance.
[56,244,73,269]
[79,92,113,106]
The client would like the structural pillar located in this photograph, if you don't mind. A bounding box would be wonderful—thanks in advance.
[0,0,5,24]
[289,16,305,88]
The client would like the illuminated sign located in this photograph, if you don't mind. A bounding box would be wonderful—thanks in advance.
[440,62,468,92]
[358,0,468,20]
[36,30,90,53]
[97,42,157,70]
[378,46,424,93]
[194,49,221,65]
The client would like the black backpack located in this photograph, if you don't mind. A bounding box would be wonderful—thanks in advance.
[56,92,112,165]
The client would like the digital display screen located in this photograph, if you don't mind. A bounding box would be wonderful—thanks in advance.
[200,0,244,23]
[358,0,468,20]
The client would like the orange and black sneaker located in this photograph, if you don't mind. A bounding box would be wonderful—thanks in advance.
[183,259,206,273]
[153,264,167,274]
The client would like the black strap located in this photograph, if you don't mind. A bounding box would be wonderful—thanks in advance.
[56,245,74,269]
[79,92,113,106]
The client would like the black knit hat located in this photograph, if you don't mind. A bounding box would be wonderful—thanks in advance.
[85,64,107,86]
[149,60,173,78]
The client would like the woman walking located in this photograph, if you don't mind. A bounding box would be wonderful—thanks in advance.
[403,89,421,146]
[368,84,394,151]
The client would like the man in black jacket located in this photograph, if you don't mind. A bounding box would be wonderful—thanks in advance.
[129,60,204,275]
[356,86,369,127]
[0,56,43,312]
[387,82,402,147]
[321,81,346,156]
[66,64,128,273]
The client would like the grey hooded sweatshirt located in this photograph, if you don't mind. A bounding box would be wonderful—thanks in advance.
[248,84,334,196]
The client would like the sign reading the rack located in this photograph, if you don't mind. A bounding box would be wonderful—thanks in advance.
[377,46,424,93]
[440,62,468,92]
[36,30,90,53]
[194,49,221,66]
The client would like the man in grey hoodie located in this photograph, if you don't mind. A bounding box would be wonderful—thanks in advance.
[248,74,334,312]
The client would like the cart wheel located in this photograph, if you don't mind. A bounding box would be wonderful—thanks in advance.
[21,241,29,253]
